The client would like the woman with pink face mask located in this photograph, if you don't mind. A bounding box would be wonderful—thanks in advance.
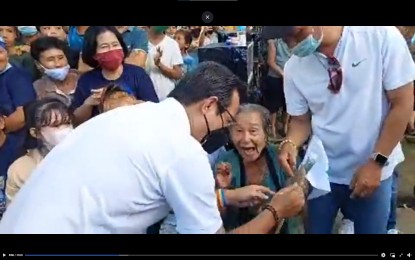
[5,98,73,206]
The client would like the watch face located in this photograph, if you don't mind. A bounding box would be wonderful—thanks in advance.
[375,154,388,166]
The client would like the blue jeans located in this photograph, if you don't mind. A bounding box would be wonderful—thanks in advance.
[307,176,393,234]
[387,171,399,230]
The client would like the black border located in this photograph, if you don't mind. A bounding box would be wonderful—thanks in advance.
[2,0,415,257]
[1,0,414,25]
[0,235,413,255]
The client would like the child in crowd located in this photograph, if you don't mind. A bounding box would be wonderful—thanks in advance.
[174,29,197,76]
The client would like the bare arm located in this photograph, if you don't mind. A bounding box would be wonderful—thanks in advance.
[286,112,312,147]
[4,107,25,133]
[125,51,147,68]
[267,39,284,77]
[198,28,207,48]
[374,83,414,155]
[157,64,183,80]
[215,209,276,234]
[72,104,94,126]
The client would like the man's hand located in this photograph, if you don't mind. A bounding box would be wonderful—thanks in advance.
[226,185,274,208]
[278,142,298,177]
[154,47,163,67]
[83,88,104,107]
[407,111,415,133]
[215,162,232,188]
[270,183,305,219]
[350,161,382,198]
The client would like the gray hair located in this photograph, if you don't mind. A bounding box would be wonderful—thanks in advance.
[235,103,273,138]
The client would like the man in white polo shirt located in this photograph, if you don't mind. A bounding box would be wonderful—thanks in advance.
[263,26,415,234]
[0,61,304,234]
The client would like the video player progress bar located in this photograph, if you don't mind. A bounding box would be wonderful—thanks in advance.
[22,254,380,257]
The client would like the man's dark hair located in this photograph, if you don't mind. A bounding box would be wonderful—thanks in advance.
[82,26,129,68]
[30,36,70,62]
[168,61,247,110]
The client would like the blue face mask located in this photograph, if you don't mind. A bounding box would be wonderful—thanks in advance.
[18,26,38,37]
[292,31,323,58]
[43,65,70,81]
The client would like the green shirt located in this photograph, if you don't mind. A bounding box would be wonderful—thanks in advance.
[214,144,303,234]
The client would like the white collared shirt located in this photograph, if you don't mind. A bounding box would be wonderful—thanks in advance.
[284,26,415,185]
[0,98,222,234]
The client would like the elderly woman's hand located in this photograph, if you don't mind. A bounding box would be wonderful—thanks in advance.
[225,185,275,208]
[269,183,305,219]
[215,162,232,188]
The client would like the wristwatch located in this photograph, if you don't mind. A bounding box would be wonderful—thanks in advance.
[370,152,389,167]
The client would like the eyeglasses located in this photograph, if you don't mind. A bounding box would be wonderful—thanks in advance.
[326,56,343,94]
[217,102,237,126]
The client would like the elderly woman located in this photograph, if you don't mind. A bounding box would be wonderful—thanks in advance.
[215,103,302,233]
[71,26,158,126]
[31,36,80,107]
[6,98,73,206]
[158,104,301,234]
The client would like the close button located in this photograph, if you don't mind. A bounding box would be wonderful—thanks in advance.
[202,11,214,23]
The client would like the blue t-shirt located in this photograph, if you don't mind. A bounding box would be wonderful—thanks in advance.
[182,54,197,75]
[68,26,85,54]
[122,27,148,54]
[0,66,36,176]
[71,63,159,117]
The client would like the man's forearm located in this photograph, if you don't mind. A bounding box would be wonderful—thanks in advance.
[158,63,182,80]
[227,209,276,234]
[286,114,312,147]
[374,102,413,156]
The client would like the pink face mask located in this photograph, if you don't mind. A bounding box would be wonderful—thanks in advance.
[40,126,73,150]
[94,49,124,71]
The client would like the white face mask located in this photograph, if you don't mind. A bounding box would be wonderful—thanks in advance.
[40,125,73,150]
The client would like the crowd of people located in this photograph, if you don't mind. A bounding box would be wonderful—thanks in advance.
[0,26,413,234]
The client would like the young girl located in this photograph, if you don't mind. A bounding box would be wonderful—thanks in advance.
[174,29,196,76]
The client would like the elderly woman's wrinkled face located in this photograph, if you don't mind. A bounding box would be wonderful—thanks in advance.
[231,111,267,162]
[0,26,17,48]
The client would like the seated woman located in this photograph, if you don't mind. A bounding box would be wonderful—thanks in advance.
[31,36,80,107]
[215,103,302,234]
[71,26,158,126]
[5,98,73,206]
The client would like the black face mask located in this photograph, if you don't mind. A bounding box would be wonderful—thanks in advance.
[201,114,229,154]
